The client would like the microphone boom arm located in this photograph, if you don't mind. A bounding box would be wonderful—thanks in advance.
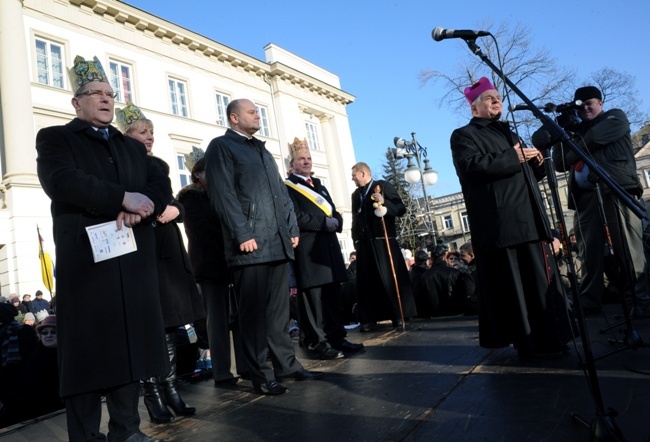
[463,39,644,219]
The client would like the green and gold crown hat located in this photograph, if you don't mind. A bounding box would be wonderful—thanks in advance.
[115,102,146,133]
[289,137,309,160]
[183,146,205,172]
[69,55,109,92]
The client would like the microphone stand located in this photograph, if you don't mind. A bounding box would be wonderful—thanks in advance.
[463,38,630,441]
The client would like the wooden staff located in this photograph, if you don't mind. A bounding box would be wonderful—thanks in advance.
[373,185,406,331]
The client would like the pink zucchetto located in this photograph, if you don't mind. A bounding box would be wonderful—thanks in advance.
[464,77,496,105]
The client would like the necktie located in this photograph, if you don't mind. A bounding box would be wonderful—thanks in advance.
[306,178,313,187]
[101,128,109,140]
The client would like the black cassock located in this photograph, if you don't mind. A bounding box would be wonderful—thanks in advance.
[351,179,416,323]
[451,117,573,350]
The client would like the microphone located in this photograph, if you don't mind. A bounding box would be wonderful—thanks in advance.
[508,103,559,113]
[432,27,490,42]
[509,103,544,112]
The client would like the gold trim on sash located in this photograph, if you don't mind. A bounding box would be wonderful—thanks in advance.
[284,180,333,217]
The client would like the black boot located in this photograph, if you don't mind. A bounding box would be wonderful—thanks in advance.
[162,332,196,417]
[142,378,174,424]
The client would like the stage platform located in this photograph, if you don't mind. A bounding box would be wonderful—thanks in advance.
[2,305,649,441]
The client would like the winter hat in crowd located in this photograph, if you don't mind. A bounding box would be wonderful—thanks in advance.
[0,296,6,304]
[464,77,496,105]
[23,312,36,323]
[574,86,602,103]
[0,303,18,324]
[36,315,56,333]
[10,296,19,304]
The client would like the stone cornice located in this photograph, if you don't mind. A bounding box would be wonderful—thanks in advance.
[55,0,354,105]
[268,62,354,105]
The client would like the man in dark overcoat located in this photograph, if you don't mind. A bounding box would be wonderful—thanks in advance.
[285,139,364,359]
[350,162,416,331]
[450,77,572,359]
[35,55,169,442]
[205,99,322,396]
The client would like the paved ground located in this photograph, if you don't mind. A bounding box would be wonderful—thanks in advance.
[2,305,649,441]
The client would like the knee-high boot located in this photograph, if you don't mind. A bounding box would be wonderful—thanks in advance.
[161,332,196,416]
[141,377,174,424]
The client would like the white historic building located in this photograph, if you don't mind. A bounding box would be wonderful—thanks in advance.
[0,0,358,298]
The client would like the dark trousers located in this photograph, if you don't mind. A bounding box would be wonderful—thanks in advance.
[232,261,301,385]
[65,382,139,442]
[198,279,246,381]
[574,190,649,310]
[298,282,347,348]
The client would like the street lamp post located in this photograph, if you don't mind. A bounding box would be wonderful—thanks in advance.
[393,132,438,247]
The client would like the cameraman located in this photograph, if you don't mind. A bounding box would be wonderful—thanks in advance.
[543,86,650,317]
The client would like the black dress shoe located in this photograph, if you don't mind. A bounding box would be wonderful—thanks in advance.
[214,376,241,386]
[253,380,288,396]
[277,368,324,382]
[118,431,166,442]
[360,322,377,332]
[309,344,344,360]
[391,319,403,328]
[331,340,365,353]
[517,348,566,361]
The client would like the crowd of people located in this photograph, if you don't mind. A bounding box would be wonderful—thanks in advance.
[0,291,61,428]
[0,53,644,442]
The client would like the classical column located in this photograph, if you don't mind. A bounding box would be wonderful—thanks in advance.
[0,0,38,184]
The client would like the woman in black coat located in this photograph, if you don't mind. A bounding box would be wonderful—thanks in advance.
[177,154,247,385]
[117,103,205,423]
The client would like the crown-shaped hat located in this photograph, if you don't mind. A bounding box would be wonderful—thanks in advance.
[69,55,109,92]
[463,76,496,105]
[289,137,309,160]
[115,102,147,132]
[183,146,205,172]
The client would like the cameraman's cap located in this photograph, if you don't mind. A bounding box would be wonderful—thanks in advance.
[574,86,602,102]
[464,77,496,105]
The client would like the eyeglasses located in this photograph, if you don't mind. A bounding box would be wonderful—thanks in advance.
[76,89,117,99]
[39,329,56,336]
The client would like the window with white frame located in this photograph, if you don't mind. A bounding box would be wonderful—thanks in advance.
[109,60,133,103]
[168,78,189,117]
[35,37,65,88]
[305,121,321,151]
[443,214,454,230]
[177,154,192,188]
[215,92,230,126]
[256,104,270,137]
[461,212,470,232]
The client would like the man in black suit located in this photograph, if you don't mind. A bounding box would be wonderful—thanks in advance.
[205,99,323,396]
[285,139,364,359]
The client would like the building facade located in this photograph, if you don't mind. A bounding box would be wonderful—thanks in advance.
[0,0,358,298]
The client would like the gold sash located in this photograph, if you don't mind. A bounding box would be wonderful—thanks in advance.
[284,180,333,217]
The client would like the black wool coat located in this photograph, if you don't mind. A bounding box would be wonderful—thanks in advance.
[450,117,551,255]
[150,157,205,329]
[285,175,347,290]
[36,118,170,397]
[176,183,232,285]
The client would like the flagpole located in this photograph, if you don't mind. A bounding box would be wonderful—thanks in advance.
[37,225,54,297]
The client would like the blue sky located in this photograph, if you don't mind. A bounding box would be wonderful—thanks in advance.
[123,0,650,197]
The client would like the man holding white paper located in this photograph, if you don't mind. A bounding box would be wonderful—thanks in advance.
[36,55,169,442]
